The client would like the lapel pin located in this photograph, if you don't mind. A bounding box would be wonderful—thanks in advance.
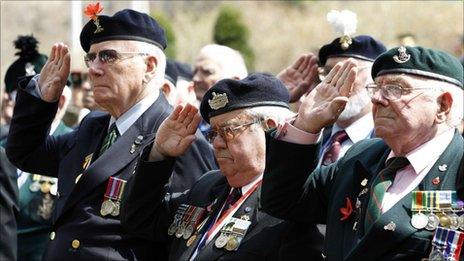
[244,206,252,213]
[240,214,250,221]
[82,153,93,170]
[360,178,368,187]
[130,135,144,154]
[384,221,396,231]
[432,177,441,185]
[438,164,447,172]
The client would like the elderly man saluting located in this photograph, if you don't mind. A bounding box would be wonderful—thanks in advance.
[121,73,323,260]
[261,46,464,260]
[6,4,215,260]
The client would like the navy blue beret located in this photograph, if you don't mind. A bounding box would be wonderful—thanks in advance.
[80,9,167,52]
[318,35,386,66]
[165,60,179,86]
[200,73,290,123]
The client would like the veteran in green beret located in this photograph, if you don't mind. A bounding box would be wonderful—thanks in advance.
[261,46,464,260]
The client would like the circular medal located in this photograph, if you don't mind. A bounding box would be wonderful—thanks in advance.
[40,182,51,194]
[428,248,445,261]
[183,224,195,240]
[50,183,58,196]
[438,213,451,228]
[100,200,114,216]
[225,236,239,251]
[186,234,197,247]
[215,233,229,249]
[168,222,178,236]
[175,224,185,238]
[459,214,464,230]
[425,213,440,231]
[110,202,120,216]
[448,213,459,230]
[29,181,40,192]
[411,212,428,229]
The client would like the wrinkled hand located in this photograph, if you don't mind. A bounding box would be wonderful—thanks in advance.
[38,43,71,102]
[152,103,201,158]
[277,53,318,103]
[293,58,358,133]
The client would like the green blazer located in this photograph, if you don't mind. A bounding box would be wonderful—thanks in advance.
[261,130,463,261]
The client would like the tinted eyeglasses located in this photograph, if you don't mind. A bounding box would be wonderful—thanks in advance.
[84,49,148,68]
[206,120,261,143]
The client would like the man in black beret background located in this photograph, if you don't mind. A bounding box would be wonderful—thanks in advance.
[121,73,324,260]
[261,45,464,260]
[6,5,215,260]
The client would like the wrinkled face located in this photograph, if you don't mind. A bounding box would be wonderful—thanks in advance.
[371,74,440,143]
[192,57,223,101]
[210,109,266,188]
[87,40,148,114]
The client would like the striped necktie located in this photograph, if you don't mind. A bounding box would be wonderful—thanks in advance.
[99,123,119,156]
[364,156,410,231]
[322,130,348,165]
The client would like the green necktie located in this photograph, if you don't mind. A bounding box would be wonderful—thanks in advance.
[364,157,410,232]
[99,123,119,156]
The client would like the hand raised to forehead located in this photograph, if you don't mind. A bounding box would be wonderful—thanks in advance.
[38,43,71,102]
[277,53,319,103]
[293,58,358,133]
[152,103,201,158]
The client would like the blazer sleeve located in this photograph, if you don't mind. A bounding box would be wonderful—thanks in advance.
[261,132,338,224]
[5,83,76,177]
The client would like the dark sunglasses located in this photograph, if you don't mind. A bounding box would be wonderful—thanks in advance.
[84,49,148,68]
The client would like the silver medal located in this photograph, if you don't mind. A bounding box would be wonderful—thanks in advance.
[100,200,115,216]
[459,214,464,230]
[183,224,195,240]
[175,223,186,238]
[448,213,459,230]
[425,213,440,231]
[110,201,120,216]
[50,183,58,196]
[168,221,178,236]
[411,212,428,229]
[215,233,229,249]
[29,181,40,192]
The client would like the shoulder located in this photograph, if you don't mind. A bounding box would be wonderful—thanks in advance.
[338,138,388,164]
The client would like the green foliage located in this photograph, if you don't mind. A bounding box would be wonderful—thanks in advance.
[152,11,176,59]
[213,5,255,70]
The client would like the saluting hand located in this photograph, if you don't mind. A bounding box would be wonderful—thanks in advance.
[38,43,71,102]
[293,58,358,134]
[277,53,318,103]
[151,103,201,159]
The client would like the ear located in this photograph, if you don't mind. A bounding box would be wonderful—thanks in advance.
[161,83,171,96]
[435,91,453,124]
[262,118,278,130]
[145,55,158,78]
[58,94,66,110]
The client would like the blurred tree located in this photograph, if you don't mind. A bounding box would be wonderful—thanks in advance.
[213,5,255,70]
[152,11,176,59]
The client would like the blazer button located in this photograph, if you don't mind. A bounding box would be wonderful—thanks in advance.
[71,239,80,249]
[50,231,56,240]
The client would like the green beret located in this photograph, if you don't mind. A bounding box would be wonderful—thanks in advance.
[372,46,463,88]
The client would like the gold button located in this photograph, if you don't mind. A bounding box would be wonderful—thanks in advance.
[71,239,80,249]
[75,174,83,184]
[50,231,56,240]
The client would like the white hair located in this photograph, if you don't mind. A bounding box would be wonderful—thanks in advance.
[197,44,248,80]
[244,106,296,125]
[134,41,166,88]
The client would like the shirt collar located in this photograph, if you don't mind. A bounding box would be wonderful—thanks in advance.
[332,113,374,143]
[237,174,263,195]
[108,90,159,135]
[388,128,455,175]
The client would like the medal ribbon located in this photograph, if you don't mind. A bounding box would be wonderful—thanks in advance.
[432,226,448,247]
[203,178,262,246]
[452,231,464,260]
[104,177,127,200]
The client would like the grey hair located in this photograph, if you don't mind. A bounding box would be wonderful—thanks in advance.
[243,106,296,125]
[134,41,166,88]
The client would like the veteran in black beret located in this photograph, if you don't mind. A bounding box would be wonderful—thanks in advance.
[6,3,216,260]
[121,73,325,260]
[261,45,464,260]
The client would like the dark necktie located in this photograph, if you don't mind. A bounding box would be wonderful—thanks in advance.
[322,130,349,165]
[99,123,119,156]
[219,188,242,219]
[364,157,410,231]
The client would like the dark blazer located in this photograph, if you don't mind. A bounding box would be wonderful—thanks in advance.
[261,131,464,261]
[6,80,216,261]
[0,147,19,261]
[121,154,323,261]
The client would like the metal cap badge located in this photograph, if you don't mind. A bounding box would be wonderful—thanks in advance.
[393,46,411,64]
[208,92,229,110]
[327,9,357,50]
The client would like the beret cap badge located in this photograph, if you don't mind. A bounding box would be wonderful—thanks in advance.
[84,2,104,34]
[208,92,229,110]
[393,46,411,64]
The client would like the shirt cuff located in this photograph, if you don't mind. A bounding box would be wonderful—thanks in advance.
[24,74,44,99]
[275,122,321,145]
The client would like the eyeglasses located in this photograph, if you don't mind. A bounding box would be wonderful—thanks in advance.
[365,83,436,100]
[206,120,260,143]
[84,49,148,68]
[318,64,371,82]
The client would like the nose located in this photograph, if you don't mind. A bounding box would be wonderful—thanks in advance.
[212,134,227,150]
[370,89,389,107]
[88,62,104,78]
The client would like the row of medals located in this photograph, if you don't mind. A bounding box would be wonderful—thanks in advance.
[100,198,121,217]
[168,205,207,247]
[29,176,58,196]
[214,216,251,252]
[411,210,464,231]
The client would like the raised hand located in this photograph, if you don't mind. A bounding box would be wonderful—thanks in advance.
[277,53,318,103]
[38,43,71,102]
[152,103,201,158]
[293,58,358,133]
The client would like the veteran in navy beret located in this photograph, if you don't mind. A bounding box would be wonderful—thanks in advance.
[261,45,464,260]
[6,3,216,260]
[121,73,325,260]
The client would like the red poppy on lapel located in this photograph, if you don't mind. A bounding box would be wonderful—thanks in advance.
[340,197,353,221]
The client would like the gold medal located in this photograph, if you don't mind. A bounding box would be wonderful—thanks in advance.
[438,213,451,228]
[225,235,239,251]
[40,182,51,194]
[186,234,197,247]
[215,233,229,249]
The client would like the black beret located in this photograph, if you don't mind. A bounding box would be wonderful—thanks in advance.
[200,73,290,123]
[80,9,167,52]
[165,60,179,86]
[318,35,386,66]
[372,46,463,88]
